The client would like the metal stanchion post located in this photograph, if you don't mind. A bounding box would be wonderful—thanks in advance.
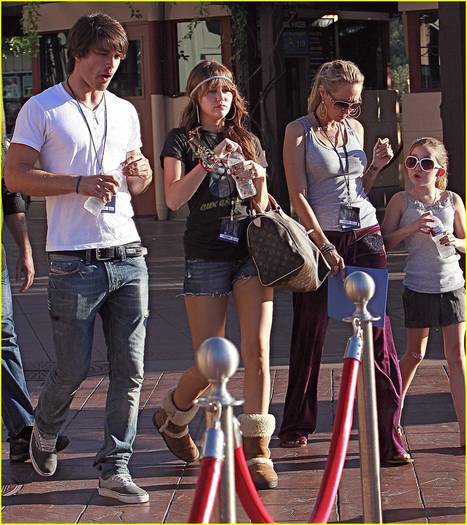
[344,271,382,524]
[196,337,242,523]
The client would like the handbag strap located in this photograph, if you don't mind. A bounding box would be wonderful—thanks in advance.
[250,194,280,215]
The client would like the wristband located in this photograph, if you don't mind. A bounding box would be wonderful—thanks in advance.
[75,176,82,194]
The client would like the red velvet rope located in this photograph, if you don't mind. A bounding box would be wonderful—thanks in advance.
[309,357,360,523]
[234,446,276,523]
[188,457,223,523]
[188,356,360,524]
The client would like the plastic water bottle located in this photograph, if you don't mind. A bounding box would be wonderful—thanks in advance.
[428,213,455,258]
[84,196,107,216]
[225,151,257,199]
[84,169,123,216]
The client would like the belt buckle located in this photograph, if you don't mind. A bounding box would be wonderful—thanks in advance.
[95,248,113,261]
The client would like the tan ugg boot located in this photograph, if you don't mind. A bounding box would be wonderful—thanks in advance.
[238,413,278,490]
[153,388,200,463]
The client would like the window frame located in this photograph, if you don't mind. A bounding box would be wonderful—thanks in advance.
[162,16,231,97]
[406,9,440,93]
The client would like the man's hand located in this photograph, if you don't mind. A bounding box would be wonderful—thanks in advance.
[123,154,152,183]
[16,249,35,292]
[123,152,153,195]
[78,174,120,202]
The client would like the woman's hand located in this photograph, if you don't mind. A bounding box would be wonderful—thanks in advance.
[323,249,345,278]
[213,138,241,158]
[230,160,266,184]
[409,212,434,235]
[371,137,393,171]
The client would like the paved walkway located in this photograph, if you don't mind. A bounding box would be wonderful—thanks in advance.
[2,213,465,523]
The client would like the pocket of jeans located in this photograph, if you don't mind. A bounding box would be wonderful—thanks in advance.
[49,258,82,276]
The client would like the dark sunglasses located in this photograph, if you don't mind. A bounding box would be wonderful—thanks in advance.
[404,156,442,172]
[327,91,362,112]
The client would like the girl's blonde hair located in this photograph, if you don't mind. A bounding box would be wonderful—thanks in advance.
[408,137,449,190]
[307,60,365,114]
[180,60,257,161]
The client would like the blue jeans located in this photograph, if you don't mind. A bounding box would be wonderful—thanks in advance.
[184,256,258,295]
[1,250,35,437]
[35,254,149,476]
[2,246,34,436]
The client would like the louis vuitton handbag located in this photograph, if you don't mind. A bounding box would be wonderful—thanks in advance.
[246,195,330,292]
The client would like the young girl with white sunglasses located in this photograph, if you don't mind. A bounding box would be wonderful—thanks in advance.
[382,137,465,447]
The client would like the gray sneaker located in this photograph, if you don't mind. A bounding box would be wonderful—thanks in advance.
[29,424,58,477]
[98,473,149,504]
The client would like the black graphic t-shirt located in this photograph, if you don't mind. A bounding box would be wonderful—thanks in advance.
[161,127,267,260]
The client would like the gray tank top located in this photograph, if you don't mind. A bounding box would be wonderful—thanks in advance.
[399,191,464,293]
[298,116,377,231]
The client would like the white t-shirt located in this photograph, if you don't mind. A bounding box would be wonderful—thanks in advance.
[11,83,142,251]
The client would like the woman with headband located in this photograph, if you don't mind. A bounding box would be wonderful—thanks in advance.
[153,61,278,489]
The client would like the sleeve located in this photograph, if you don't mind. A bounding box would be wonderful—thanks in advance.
[2,179,27,216]
[126,103,143,152]
[10,97,47,153]
[252,134,268,168]
[160,128,189,168]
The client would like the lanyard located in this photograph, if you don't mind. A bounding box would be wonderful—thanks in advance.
[316,115,351,203]
[66,79,107,174]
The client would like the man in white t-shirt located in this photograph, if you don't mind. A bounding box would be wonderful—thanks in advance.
[5,13,152,504]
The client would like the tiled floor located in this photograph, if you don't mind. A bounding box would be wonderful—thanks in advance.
[2,216,464,523]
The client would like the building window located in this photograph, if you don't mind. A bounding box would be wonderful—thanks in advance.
[419,12,440,90]
[406,10,440,92]
[111,40,142,97]
[3,50,32,135]
[40,33,68,90]
[177,19,222,92]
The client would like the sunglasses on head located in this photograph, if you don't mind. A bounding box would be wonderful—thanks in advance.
[327,91,362,112]
[404,156,442,172]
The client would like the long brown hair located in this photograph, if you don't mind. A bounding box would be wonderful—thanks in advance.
[307,60,364,115]
[408,137,449,190]
[180,60,257,161]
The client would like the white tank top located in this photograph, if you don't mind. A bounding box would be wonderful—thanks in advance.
[399,191,464,293]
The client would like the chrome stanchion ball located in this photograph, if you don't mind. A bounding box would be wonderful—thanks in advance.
[344,271,375,304]
[196,337,239,382]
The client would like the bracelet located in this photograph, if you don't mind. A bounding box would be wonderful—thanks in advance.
[75,176,82,194]
[319,242,336,255]
[198,159,211,173]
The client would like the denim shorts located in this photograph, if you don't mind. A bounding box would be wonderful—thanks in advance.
[403,286,466,328]
[183,256,258,295]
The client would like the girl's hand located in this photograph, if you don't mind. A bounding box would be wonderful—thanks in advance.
[213,138,241,158]
[410,212,434,235]
[371,137,393,171]
[439,232,459,248]
[230,160,266,183]
[323,249,345,278]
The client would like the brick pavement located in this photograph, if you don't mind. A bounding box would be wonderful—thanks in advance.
[2,213,465,523]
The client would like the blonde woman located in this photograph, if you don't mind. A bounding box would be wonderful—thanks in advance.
[382,137,465,447]
[279,59,412,465]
